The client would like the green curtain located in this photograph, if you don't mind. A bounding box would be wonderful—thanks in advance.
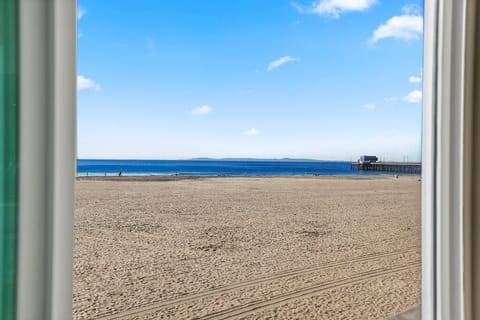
[0,0,17,319]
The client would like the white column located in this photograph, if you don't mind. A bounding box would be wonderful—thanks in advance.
[16,1,76,319]
[423,0,468,319]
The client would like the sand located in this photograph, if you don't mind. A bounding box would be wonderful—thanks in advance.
[73,176,421,320]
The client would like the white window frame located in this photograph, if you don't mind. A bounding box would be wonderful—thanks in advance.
[422,0,477,319]
[16,1,76,320]
[13,0,478,319]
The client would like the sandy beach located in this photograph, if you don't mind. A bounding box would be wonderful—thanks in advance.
[73,175,421,320]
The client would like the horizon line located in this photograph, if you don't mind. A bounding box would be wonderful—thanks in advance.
[77,157,353,162]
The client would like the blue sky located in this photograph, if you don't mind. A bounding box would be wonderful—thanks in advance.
[77,0,423,161]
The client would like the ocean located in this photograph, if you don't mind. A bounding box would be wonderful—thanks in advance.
[77,159,391,176]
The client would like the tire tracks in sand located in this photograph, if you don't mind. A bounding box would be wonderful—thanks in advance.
[198,262,420,320]
[96,247,419,320]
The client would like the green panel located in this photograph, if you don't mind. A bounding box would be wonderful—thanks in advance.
[0,0,17,319]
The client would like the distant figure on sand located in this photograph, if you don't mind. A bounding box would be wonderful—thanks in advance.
[118,171,122,177]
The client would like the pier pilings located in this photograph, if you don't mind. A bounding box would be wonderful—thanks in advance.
[351,162,421,174]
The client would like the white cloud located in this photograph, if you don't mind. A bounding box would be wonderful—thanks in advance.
[78,7,86,21]
[369,5,423,43]
[409,75,422,83]
[384,96,399,102]
[290,2,305,13]
[192,105,212,116]
[244,128,260,137]
[267,56,297,71]
[291,0,377,18]
[401,4,422,15]
[146,37,157,56]
[146,37,156,50]
[364,103,375,110]
[403,90,422,103]
[77,75,101,91]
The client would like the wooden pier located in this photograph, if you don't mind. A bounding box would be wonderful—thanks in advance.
[351,162,421,174]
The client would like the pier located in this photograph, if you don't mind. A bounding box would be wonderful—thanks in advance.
[351,162,421,174]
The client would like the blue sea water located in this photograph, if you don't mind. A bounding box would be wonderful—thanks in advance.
[77,159,390,176]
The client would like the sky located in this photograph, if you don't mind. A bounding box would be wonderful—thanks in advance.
[77,0,423,161]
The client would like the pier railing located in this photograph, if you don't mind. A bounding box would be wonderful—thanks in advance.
[351,162,422,174]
